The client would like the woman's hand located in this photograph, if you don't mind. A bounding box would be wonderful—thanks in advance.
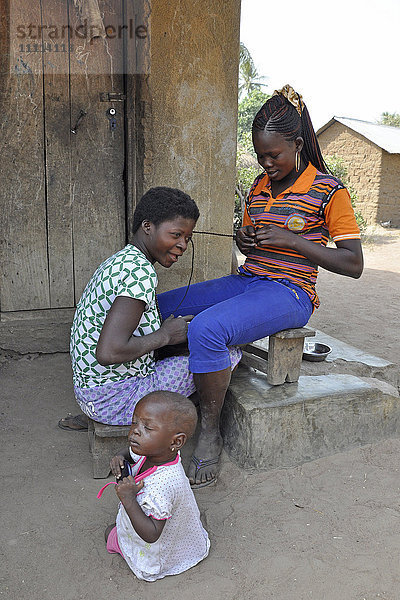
[115,476,144,504]
[236,224,296,253]
[160,314,193,346]
[236,225,256,255]
[254,224,297,249]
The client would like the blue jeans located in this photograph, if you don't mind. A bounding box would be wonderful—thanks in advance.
[157,274,313,374]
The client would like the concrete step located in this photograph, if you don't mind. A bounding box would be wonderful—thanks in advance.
[221,365,400,470]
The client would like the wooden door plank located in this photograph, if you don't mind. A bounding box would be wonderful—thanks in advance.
[125,0,150,229]
[0,0,50,311]
[41,0,74,308]
[68,0,125,301]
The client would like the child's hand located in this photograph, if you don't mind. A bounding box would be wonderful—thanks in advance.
[110,454,126,479]
[115,476,144,505]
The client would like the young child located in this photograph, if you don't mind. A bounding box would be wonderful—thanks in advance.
[105,390,210,581]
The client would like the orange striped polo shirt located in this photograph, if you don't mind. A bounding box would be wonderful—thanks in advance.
[239,163,361,309]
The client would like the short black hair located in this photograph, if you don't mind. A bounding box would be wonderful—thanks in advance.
[131,187,199,234]
[140,390,198,440]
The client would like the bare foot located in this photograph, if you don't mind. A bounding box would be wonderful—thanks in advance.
[188,431,223,488]
[105,523,116,543]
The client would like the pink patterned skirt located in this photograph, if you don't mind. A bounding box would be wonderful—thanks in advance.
[74,348,242,425]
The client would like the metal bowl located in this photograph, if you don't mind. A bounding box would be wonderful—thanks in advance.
[302,341,332,362]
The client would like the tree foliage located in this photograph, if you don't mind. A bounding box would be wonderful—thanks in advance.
[238,42,268,100]
[324,154,348,182]
[324,155,366,232]
[379,112,400,127]
[237,88,271,150]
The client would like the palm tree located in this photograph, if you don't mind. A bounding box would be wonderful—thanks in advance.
[239,42,267,98]
[380,112,400,128]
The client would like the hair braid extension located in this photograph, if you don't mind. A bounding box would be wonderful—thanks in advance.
[252,92,329,174]
[299,104,329,173]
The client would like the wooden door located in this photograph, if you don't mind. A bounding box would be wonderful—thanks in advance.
[0,0,127,314]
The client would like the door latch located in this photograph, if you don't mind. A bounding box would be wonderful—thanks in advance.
[106,107,117,131]
[99,92,126,102]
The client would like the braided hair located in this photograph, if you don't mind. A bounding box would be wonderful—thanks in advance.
[252,94,328,174]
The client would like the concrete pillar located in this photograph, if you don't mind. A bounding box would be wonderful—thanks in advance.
[146,0,241,291]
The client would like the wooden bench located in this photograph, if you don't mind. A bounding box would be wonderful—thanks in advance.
[88,326,315,477]
[88,418,131,478]
[241,326,315,385]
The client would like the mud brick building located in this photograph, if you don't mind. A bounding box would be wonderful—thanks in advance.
[317,117,400,227]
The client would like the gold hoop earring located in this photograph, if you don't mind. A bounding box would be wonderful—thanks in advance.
[295,151,301,172]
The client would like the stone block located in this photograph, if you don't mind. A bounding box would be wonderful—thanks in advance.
[221,365,400,470]
[0,317,73,354]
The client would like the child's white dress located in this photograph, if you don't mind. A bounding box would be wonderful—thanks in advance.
[116,451,210,581]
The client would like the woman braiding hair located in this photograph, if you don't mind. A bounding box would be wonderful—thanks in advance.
[157,84,364,489]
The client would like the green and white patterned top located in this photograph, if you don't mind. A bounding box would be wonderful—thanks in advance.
[70,245,160,388]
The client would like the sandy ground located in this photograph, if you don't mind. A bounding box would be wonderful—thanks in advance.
[309,226,400,366]
[1,227,400,600]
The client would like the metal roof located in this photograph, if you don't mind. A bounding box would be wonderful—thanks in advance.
[317,117,400,154]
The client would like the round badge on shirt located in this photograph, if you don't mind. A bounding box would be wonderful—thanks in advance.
[284,214,307,232]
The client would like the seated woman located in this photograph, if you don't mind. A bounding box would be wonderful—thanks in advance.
[59,186,242,430]
[158,85,364,488]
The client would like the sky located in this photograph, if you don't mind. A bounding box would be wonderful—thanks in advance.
[240,0,400,130]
